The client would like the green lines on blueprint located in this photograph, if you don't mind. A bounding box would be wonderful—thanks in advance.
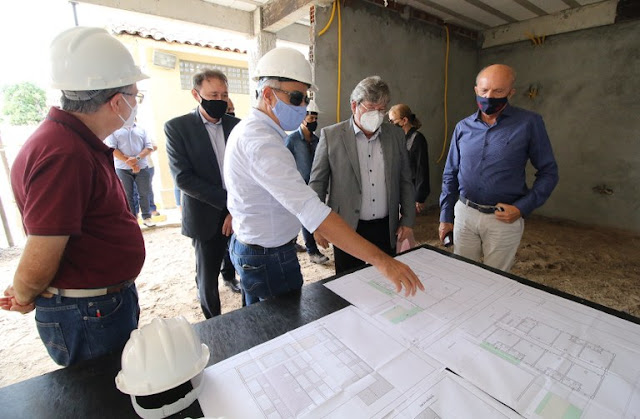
[535,392,582,419]
[382,305,423,324]
[368,280,395,296]
[479,342,521,365]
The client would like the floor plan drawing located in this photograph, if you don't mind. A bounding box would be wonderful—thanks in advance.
[326,248,640,419]
[198,306,526,418]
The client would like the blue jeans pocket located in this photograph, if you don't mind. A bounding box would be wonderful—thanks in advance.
[238,262,269,298]
[35,320,70,366]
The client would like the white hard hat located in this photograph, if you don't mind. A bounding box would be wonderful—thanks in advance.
[253,47,316,90]
[50,27,148,91]
[116,317,210,419]
[307,99,320,114]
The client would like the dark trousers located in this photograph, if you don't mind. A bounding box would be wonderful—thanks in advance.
[301,226,319,254]
[334,217,394,275]
[192,228,229,319]
[220,248,235,282]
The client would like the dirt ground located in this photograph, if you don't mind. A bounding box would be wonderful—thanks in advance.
[1,209,639,388]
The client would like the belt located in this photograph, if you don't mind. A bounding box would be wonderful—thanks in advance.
[459,196,501,214]
[358,216,389,225]
[43,279,135,298]
[235,237,296,251]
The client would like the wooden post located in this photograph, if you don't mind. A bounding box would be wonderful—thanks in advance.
[0,132,15,247]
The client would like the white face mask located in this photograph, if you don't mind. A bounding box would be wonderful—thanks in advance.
[359,109,384,133]
[119,97,137,129]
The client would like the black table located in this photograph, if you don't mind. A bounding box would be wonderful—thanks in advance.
[1,245,637,418]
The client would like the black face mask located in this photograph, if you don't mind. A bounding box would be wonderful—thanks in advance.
[305,121,318,133]
[198,93,227,119]
[226,112,236,117]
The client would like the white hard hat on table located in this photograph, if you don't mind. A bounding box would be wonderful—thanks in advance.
[116,317,210,419]
[50,26,148,91]
[253,47,316,90]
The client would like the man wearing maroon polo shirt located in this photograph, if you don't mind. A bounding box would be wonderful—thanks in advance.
[0,27,148,366]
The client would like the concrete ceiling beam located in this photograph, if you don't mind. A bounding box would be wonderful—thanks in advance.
[482,0,618,48]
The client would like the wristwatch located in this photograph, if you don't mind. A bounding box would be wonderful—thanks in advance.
[135,155,141,161]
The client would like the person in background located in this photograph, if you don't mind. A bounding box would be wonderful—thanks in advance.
[285,99,330,265]
[224,49,423,307]
[1,27,147,366]
[309,76,416,275]
[226,98,236,117]
[388,104,430,214]
[165,69,241,319]
[133,139,161,217]
[105,121,155,227]
[439,64,558,272]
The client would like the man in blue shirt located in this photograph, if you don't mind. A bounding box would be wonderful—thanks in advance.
[439,64,558,272]
[285,99,330,265]
[106,121,156,227]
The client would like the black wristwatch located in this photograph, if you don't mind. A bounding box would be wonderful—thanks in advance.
[135,155,141,161]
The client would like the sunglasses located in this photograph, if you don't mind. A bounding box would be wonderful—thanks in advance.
[272,88,310,107]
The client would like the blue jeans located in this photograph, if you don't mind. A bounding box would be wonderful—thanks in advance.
[133,166,157,214]
[301,227,319,254]
[229,235,303,306]
[116,168,152,219]
[34,284,140,366]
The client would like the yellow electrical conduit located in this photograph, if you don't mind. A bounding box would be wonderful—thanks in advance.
[437,24,450,163]
[318,0,342,123]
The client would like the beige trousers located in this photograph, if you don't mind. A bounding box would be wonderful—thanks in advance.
[453,201,524,272]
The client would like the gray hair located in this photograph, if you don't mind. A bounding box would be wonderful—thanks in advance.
[349,76,390,106]
[256,78,280,102]
[60,85,132,114]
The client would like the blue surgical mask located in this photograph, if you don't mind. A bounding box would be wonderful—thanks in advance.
[272,94,307,131]
[476,95,508,115]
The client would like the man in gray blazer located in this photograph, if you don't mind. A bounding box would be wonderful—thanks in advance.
[309,76,415,274]
[165,69,241,319]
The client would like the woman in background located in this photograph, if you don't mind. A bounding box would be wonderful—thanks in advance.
[388,104,430,214]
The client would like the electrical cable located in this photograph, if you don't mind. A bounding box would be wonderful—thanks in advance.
[437,24,450,163]
[318,1,341,122]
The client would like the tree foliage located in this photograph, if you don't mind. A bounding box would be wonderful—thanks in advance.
[1,82,47,125]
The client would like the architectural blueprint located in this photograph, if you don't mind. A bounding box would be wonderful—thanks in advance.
[325,248,640,419]
[198,306,522,418]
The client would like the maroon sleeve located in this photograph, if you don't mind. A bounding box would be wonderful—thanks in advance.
[22,153,94,236]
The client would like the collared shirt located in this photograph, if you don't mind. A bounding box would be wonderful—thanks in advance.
[353,120,388,220]
[439,105,559,223]
[105,124,153,170]
[284,127,319,183]
[224,108,331,248]
[199,108,227,189]
[11,107,145,289]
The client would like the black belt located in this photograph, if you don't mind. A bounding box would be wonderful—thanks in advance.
[358,216,389,225]
[459,196,502,214]
[235,237,296,251]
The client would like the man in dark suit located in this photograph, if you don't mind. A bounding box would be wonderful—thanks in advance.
[165,69,241,319]
[309,76,415,275]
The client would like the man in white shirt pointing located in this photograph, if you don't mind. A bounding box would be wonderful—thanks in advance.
[224,47,424,305]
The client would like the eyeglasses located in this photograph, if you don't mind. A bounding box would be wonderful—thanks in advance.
[359,102,386,114]
[272,88,310,107]
[120,92,145,104]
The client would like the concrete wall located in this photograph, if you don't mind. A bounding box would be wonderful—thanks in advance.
[313,0,478,209]
[480,20,640,232]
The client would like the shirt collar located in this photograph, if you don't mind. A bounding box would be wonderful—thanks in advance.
[47,107,111,154]
[473,103,513,122]
[250,107,287,139]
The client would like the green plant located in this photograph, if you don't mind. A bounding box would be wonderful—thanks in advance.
[1,82,47,125]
